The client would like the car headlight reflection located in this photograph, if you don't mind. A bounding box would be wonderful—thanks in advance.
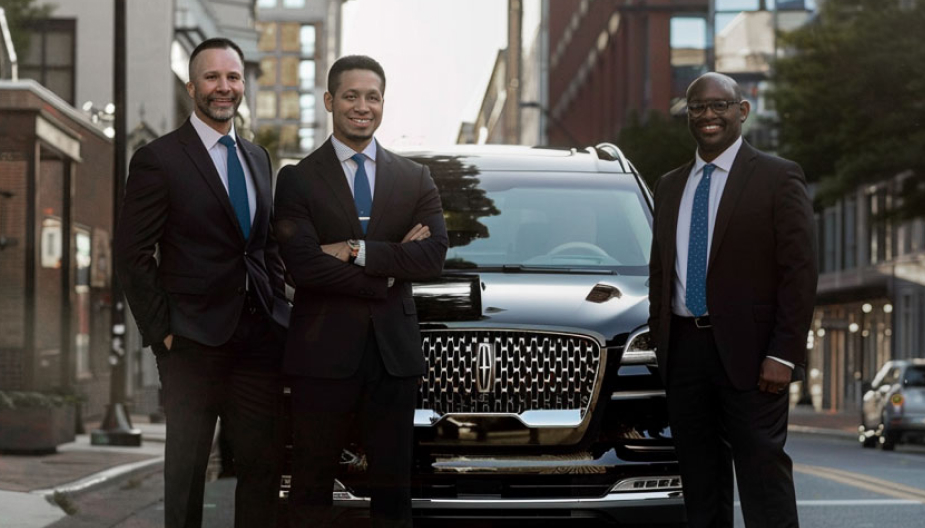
[622,327,657,366]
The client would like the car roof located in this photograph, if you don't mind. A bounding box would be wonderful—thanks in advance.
[888,359,925,367]
[396,144,633,174]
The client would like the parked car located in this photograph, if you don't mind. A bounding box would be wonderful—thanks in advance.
[859,359,925,450]
[282,143,685,526]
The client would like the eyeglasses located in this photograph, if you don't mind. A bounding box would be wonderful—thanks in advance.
[687,100,741,116]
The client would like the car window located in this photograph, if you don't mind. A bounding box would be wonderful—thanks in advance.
[427,169,652,275]
[903,366,925,387]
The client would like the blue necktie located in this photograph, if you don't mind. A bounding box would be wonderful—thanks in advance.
[351,153,372,234]
[218,135,251,239]
[685,163,715,317]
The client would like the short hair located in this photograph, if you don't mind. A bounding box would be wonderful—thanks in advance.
[188,38,245,80]
[327,55,386,96]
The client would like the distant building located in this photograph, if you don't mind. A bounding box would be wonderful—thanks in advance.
[255,0,345,165]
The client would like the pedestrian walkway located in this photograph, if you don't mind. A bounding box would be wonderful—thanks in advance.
[788,404,858,440]
[0,419,165,528]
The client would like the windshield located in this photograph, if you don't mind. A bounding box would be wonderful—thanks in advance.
[904,366,925,388]
[426,168,652,275]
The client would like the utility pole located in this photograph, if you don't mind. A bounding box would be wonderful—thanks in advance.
[92,0,141,446]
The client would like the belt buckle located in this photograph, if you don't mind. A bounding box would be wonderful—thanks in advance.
[694,316,711,329]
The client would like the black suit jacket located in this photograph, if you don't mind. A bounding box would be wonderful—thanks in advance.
[648,141,817,390]
[114,119,289,349]
[274,139,448,379]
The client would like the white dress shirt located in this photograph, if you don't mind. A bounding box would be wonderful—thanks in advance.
[331,135,378,266]
[189,112,257,226]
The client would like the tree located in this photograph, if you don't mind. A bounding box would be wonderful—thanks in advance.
[617,110,695,188]
[771,0,925,218]
[0,0,54,59]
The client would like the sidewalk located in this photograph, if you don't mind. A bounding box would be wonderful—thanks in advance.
[787,404,859,440]
[0,421,166,528]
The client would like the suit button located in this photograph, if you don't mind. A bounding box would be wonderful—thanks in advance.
[237,286,245,295]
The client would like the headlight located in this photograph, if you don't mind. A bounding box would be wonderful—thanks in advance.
[622,327,657,366]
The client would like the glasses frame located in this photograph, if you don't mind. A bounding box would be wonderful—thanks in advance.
[686,100,742,117]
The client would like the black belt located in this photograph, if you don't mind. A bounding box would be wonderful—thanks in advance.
[673,314,712,329]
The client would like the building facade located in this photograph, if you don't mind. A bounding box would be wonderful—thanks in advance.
[255,0,344,165]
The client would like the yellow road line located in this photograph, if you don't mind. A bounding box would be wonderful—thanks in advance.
[794,464,925,503]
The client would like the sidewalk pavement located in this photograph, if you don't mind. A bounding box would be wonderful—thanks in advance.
[0,420,166,528]
[0,407,860,528]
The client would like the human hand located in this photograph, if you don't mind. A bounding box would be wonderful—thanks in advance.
[401,223,430,243]
[758,358,792,394]
[321,241,350,262]
[164,334,174,351]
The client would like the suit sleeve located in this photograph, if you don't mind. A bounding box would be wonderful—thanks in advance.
[363,164,448,280]
[274,165,389,299]
[767,162,818,365]
[113,145,171,348]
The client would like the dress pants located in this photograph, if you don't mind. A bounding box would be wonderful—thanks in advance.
[155,300,284,528]
[288,327,419,528]
[666,315,798,528]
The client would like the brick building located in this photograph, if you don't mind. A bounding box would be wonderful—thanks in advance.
[0,81,114,416]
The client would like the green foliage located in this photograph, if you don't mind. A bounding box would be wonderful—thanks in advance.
[771,0,925,217]
[617,110,695,188]
[0,389,83,410]
[0,0,55,59]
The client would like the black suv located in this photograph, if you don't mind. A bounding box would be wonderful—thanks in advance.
[285,144,684,526]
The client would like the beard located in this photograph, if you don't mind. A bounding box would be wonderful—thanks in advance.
[196,94,240,123]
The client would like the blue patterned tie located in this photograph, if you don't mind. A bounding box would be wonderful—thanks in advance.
[685,163,715,317]
[351,153,372,234]
[218,135,251,239]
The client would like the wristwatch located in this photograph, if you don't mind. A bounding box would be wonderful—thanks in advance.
[346,239,361,263]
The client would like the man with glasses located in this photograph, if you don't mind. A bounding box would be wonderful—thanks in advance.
[648,72,817,528]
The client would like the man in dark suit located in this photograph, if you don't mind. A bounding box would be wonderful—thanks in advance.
[274,55,447,527]
[649,72,817,528]
[114,38,289,528]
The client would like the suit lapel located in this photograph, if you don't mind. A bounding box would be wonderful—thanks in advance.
[314,139,365,237]
[367,144,396,237]
[662,161,693,271]
[708,141,758,266]
[239,138,270,242]
[178,120,242,238]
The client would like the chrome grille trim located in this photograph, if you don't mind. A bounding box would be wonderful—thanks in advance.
[419,329,603,419]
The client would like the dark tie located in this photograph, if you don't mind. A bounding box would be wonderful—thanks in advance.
[351,153,372,234]
[685,163,716,317]
[218,135,251,239]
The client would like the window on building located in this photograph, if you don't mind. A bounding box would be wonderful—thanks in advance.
[300,93,315,124]
[280,91,300,120]
[257,91,277,119]
[20,19,76,104]
[867,188,890,264]
[901,293,913,358]
[300,60,316,90]
[843,196,857,269]
[257,22,277,52]
[259,57,277,87]
[280,22,300,52]
[279,124,298,152]
[670,17,707,104]
[299,128,315,152]
[257,0,277,7]
[823,207,837,273]
[284,0,306,7]
[301,25,316,57]
[281,56,300,87]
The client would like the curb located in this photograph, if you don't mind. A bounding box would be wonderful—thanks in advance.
[788,425,858,441]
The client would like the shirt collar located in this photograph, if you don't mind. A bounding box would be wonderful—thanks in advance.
[190,112,236,150]
[331,135,378,164]
[693,136,742,175]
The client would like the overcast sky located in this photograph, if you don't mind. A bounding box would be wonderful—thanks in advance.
[340,0,509,146]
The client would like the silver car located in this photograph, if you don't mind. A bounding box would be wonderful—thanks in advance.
[859,359,925,450]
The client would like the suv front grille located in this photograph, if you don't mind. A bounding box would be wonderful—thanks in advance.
[419,330,602,417]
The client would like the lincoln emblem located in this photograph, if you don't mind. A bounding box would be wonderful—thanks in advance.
[476,342,495,394]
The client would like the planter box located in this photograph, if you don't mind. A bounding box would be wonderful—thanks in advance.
[0,405,76,454]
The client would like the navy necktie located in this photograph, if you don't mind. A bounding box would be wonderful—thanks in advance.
[218,135,251,239]
[351,153,372,234]
[685,163,716,317]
